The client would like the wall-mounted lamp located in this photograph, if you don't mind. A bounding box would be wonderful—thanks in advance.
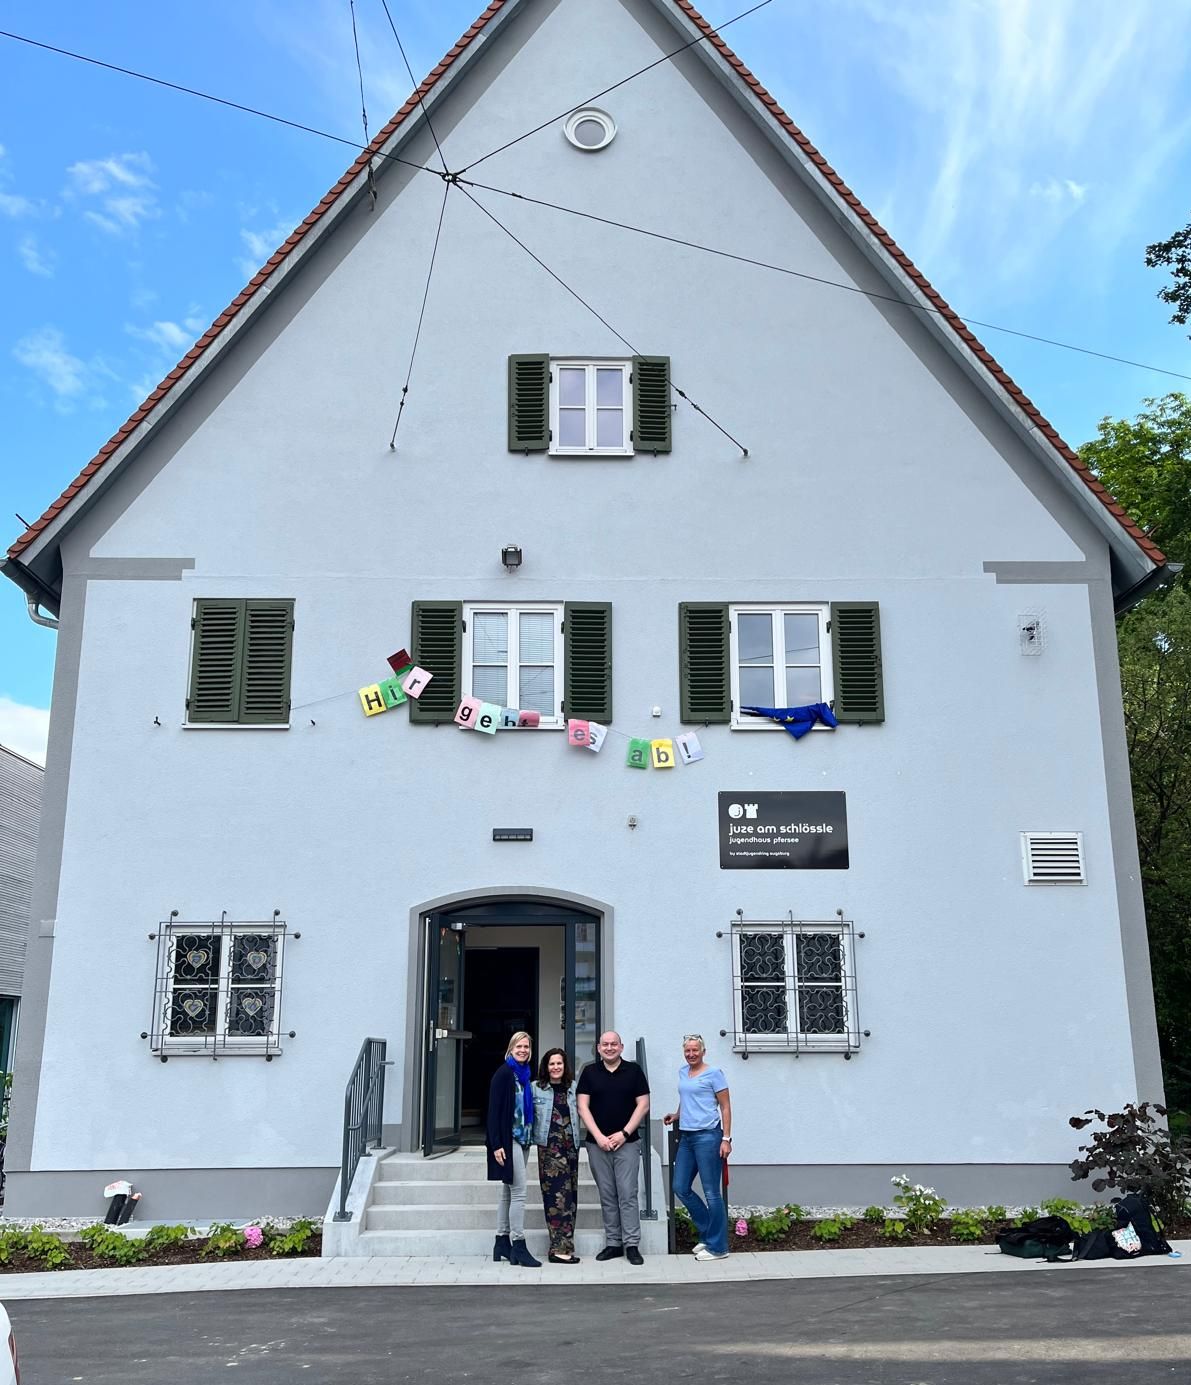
[501,544,523,572]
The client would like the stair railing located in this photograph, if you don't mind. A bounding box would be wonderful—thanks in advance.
[334,1037,389,1222]
[635,1036,657,1221]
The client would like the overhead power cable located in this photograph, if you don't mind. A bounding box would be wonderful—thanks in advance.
[460,185,750,455]
[0,28,441,180]
[379,0,449,175]
[390,182,453,449]
[455,0,775,175]
[460,178,1191,385]
[348,0,378,203]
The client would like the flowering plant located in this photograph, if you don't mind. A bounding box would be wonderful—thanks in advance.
[734,1218,749,1237]
[243,1225,264,1249]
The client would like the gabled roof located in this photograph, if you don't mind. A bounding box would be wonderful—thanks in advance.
[5,0,1165,583]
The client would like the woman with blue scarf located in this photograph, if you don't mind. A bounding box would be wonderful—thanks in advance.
[487,1031,541,1267]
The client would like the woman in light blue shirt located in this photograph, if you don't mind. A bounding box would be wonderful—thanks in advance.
[662,1034,732,1261]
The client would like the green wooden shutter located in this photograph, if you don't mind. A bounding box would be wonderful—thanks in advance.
[188,599,245,723]
[240,600,294,724]
[508,354,550,451]
[632,356,671,454]
[830,602,884,723]
[679,603,730,723]
[564,602,612,721]
[410,601,463,724]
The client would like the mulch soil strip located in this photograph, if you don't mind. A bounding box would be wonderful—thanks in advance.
[0,1234,323,1273]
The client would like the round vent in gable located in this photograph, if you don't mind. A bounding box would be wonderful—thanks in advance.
[564,108,616,151]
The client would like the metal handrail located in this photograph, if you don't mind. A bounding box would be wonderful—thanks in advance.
[334,1037,388,1222]
[635,1036,657,1221]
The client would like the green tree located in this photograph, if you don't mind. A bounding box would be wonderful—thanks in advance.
[1147,220,1191,332]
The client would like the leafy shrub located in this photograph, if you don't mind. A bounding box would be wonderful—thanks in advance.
[23,1226,73,1269]
[810,1216,853,1243]
[0,1230,27,1265]
[862,1205,886,1224]
[1040,1197,1090,1235]
[1015,1207,1041,1226]
[79,1224,145,1265]
[949,1210,986,1242]
[749,1204,805,1243]
[1069,1102,1191,1223]
[1086,1204,1116,1231]
[890,1175,945,1232]
[264,1218,318,1256]
[780,1203,807,1222]
[141,1224,195,1255]
[880,1218,908,1239]
[983,1205,1008,1223]
[201,1222,244,1258]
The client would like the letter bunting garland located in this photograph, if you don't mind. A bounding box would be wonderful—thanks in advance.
[358,644,705,769]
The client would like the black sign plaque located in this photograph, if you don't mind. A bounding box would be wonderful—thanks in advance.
[718,791,849,870]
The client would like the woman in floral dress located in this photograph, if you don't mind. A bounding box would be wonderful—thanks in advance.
[532,1047,582,1264]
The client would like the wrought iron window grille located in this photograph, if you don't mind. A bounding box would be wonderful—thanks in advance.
[147,917,290,1058]
[727,915,862,1055]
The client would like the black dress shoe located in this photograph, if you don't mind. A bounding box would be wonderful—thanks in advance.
[625,1246,644,1265]
[595,1246,624,1261]
[548,1252,582,1264]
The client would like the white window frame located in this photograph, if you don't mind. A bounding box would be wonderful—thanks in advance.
[730,920,860,1054]
[151,920,287,1056]
[549,360,633,457]
[462,603,565,728]
[729,604,833,729]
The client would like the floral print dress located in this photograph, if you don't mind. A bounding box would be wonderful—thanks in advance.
[538,1083,578,1256]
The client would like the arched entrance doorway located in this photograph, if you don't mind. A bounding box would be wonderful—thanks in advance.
[420,898,602,1156]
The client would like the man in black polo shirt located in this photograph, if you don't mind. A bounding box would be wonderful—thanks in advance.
[576,1030,651,1264]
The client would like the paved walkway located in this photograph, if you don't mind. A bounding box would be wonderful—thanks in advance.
[0,1239,1186,1300]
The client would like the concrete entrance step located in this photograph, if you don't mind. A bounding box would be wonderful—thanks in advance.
[364,1203,608,1232]
[371,1177,596,1206]
[356,1226,668,1259]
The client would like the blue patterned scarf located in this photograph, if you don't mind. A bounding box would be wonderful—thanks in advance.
[505,1055,534,1127]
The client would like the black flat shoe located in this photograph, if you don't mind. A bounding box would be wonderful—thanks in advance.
[548,1252,582,1264]
[595,1246,624,1262]
[625,1246,644,1266]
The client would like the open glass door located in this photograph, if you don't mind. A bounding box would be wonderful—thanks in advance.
[564,915,600,1071]
[422,919,470,1155]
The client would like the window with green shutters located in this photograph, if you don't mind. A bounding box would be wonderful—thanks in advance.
[410,600,613,726]
[507,355,671,456]
[679,602,884,727]
[187,599,294,726]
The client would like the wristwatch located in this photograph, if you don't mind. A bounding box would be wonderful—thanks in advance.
[723,1135,733,1143]
[621,1129,631,1139]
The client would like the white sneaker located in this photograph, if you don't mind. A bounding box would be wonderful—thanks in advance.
[692,1242,707,1255]
[693,1248,729,1262]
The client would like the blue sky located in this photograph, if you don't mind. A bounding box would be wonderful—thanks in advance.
[2,0,1190,763]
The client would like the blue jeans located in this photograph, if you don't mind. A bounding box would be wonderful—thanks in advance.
[673,1128,727,1255]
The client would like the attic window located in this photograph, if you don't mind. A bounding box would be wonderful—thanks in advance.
[564,108,616,151]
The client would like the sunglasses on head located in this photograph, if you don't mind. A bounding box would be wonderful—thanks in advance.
[683,1034,704,1044]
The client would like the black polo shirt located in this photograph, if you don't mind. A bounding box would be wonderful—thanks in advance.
[576,1059,650,1142]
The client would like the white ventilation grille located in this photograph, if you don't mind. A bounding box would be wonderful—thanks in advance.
[1021,832,1085,884]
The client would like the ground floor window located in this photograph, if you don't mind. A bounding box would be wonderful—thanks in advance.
[150,918,287,1056]
[730,919,860,1053]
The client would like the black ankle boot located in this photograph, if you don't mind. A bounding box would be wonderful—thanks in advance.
[509,1238,542,1267]
[493,1234,512,1262]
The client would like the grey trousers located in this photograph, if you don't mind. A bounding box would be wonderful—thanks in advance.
[586,1141,642,1248]
[495,1143,529,1240]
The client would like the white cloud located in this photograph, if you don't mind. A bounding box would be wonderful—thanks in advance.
[66,152,160,235]
[13,326,87,399]
[0,699,50,767]
[237,217,298,279]
[126,319,193,351]
[0,143,36,217]
[17,235,54,276]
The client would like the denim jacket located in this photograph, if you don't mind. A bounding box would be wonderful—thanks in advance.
[531,1081,581,1148]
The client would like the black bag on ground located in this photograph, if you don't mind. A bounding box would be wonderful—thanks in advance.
[996,1216,1076,1261]
[1113,1193,1172,1256]
[1073,1228,1127,1260]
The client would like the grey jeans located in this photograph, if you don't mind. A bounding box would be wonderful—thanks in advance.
[586,1141,641,1248]
[495,1143,529,1240]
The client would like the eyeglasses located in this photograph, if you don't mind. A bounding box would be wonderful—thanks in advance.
[683,1034,704,1045]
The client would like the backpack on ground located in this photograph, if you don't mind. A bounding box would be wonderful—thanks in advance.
[995,1215,1076,1262]
[1113,1193,1172,1256]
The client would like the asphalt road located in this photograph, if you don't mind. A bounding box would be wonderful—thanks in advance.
[7,1270,1191,1384]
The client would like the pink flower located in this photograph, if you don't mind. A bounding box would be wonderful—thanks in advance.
[244,1225,264,1249]
[735,1218,749,1237]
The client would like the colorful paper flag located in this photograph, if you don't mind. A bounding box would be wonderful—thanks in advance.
[567,719,591,747]
[586,722,607,753]
[380,676,407,709]
[676,731,705,765]
[627,738,650,769]
[500,707,520,728]
[476,702,500,734]
[517,710,541,728]
[454,696,482,729]
[387,648,413,675]
[359,684,387,717]
[650,738,675,769]
[401,666,433,699]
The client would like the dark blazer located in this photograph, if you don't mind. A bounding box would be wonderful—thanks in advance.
[485,1062,517,1183]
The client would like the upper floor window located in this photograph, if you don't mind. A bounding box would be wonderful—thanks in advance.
[464,603,564,727]
[187,598,294,726]
[507,354,671,456]
[730,606,832,729]
[551,362,631,456]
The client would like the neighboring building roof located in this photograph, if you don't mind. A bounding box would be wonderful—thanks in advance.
[3,0,1165,575]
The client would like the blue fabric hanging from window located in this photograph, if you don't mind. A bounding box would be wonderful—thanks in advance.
[740,703,839,740]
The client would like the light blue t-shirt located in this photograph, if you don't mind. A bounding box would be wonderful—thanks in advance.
[678,1064,728,1131]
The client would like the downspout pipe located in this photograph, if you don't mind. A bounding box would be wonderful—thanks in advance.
[1115,562,1183,616]
[0,556,61,629]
